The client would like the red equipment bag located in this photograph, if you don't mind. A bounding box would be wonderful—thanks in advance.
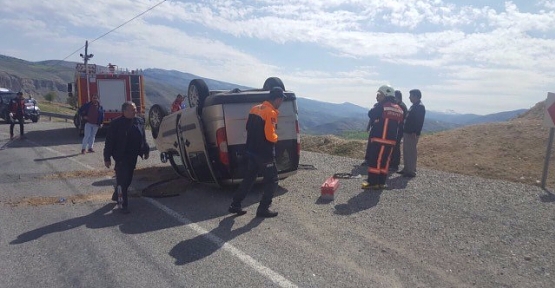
[321,176,340,200]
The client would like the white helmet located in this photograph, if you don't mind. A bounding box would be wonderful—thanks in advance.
[377,85,395,97]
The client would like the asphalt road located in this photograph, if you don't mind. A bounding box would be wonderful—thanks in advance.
[1,120,555,287]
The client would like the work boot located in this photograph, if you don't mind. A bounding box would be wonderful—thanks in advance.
[256,209,278,218]
[88,148,95,153]
[228,205,247,216]
[81,149,86,154]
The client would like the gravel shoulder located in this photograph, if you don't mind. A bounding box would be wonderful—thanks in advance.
[279,151,555,287]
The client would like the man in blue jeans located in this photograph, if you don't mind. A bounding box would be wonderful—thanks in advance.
[78,95,104,154]
[228,87,287,218]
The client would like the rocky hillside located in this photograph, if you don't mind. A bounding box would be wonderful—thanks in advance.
[0,55,73,99]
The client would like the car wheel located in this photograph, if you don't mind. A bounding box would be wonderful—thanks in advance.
[149,104,168,139]
[187,79,209,114]
[263,77,285,91]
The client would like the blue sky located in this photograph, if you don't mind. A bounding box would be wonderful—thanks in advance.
[1,0,555,114]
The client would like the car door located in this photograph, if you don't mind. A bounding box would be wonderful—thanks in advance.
[177,108,219,184]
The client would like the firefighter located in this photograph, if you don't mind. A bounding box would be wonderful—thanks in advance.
[9,91,26,140]
[362,85,404,190]
[228,87,287,218]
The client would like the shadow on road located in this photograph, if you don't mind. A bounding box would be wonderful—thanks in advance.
[334,190,382,215]
[10,203,121,244]
[169,216,263,265]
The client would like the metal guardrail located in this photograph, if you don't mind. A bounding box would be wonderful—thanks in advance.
[41,111,74,121]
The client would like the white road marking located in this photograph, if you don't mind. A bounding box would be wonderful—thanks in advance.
[27,138,97,170]
[16,134,298,288]
[144,197,299,288]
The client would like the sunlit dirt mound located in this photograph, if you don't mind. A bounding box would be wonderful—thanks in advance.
[515,101,544,121]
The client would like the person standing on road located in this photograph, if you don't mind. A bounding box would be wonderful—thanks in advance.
[104,102,150,214]
[389,90,408,172]
[78,95,104,154]
[361,85,404,190]
[171,94,185,113]
[228,87,287,218]
[9,91,26,140]
[397,89,426,178]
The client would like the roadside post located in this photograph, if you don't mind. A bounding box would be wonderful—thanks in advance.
[541,92,555,189]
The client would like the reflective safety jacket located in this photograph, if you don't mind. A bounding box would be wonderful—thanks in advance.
[245,100,279,162]
[368,96,404,146]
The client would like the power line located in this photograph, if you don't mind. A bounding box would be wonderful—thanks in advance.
[62,0,167,62]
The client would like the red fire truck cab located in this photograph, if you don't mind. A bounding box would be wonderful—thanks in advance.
[67,63,146,136]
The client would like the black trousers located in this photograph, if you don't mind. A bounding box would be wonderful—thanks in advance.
[112,160,137,208]
[10,116,24,136]
[390,136,403,169]
[231,154,278,211]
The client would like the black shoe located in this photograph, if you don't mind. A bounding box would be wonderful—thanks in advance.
[402,173,416,178]
[256,209,278,218]
[120,208,130,214]
[228,206,247,216]
[395,170,405,175]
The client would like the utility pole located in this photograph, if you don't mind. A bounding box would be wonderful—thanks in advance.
[80,40,94,102]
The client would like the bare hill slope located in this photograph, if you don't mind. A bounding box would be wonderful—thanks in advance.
[302,101,555,188]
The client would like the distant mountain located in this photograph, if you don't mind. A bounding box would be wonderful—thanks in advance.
[297,98,462,134]
[0,53,531,136]
[141,68,252,107]
[426,109,527,125]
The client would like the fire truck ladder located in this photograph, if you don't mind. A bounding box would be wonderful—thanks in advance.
[130,75,142,113]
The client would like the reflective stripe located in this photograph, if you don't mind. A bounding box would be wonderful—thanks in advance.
[370,138,396,145]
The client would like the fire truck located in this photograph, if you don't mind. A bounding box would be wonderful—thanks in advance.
[67,63,146,136]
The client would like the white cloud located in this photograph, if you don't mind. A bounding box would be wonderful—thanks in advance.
[0,0,554,114]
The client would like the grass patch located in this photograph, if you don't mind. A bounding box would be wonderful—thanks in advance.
[38,100,75,115]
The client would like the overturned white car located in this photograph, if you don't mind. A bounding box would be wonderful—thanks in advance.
[148,77,300,186]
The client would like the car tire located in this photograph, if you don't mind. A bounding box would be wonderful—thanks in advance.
[31,115,39,123]
[187,79,209,114]
[263,77,285,91]
[149,104,169,139]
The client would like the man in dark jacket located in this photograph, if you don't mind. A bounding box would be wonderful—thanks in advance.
[389,90,408,172]
[228,87,286,218]
[9,92,26,140]
[362,85,404,189]
[397,89,426,177]
[104,102,150,214]
[78,95,104,153]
